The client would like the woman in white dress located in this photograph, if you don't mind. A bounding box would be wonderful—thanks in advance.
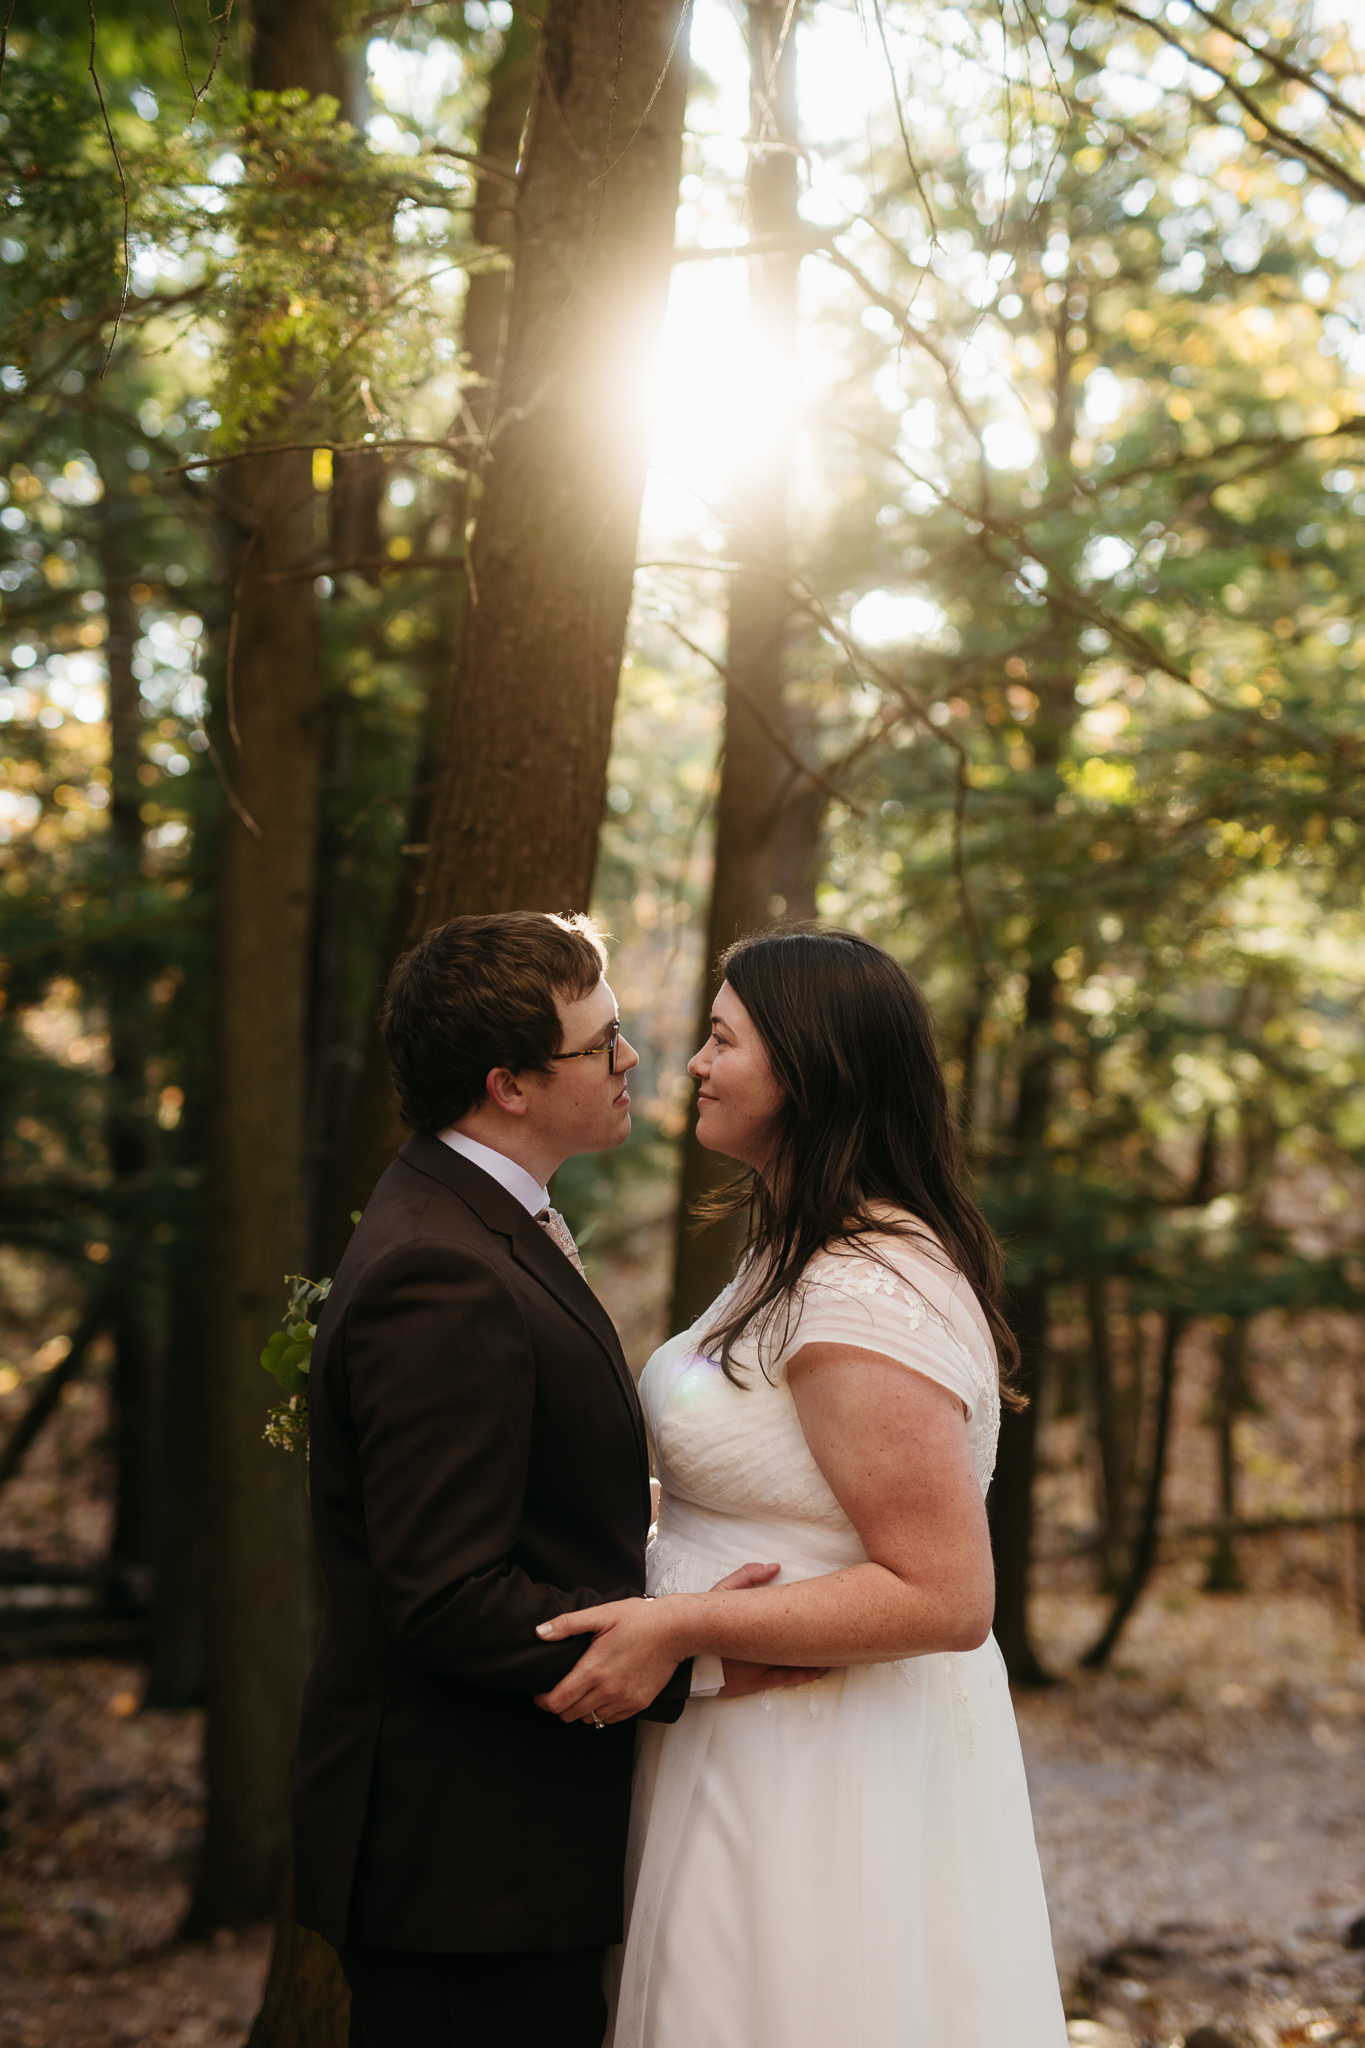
[535,929,1068,2047]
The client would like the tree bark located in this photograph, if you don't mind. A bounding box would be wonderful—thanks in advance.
[314,19,543,1266]
[420,0,692,927]
[188,433,322,1930]
[1204,1316,1247,1593]
[1081,1313,1186,1669]
[1085,1270,1135,1592]
[188,0,343,1933]
[669,1,803,1335]
[96,484,158,1590]
[250,0,346,101]
[987,946,1062,1684]
[246,1852,352,2048]
[461,12,541,433]
[983,254,1093,1683]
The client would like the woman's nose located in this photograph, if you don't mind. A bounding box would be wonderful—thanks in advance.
[687,1044,708,1079]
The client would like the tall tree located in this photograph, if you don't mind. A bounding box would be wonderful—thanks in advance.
[420,0,693,925]
[670,1,804,1333]
[188,0,343,1932]
[319,11,544,1265]
[95,476,158,1595]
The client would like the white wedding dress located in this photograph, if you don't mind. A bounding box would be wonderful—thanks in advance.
[607,1224,1068,2048]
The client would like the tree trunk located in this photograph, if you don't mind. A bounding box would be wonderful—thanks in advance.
[461,11,541,433]
[1204,1316,1247,1593]
[1353,1336,1365,1632]
[984,251,1094,1682]
[188,431,322,1930]
[1085,1270,1133,1592]
[144,1110,211,1707]
[314,21,542,1267]
[96,484,158,1594]
[1081,1313,1186,1669]
[246,1852,352,2048]
[670,1,803,1335]
[250,0,346,100]
[188,0,344,1933]
[987,953,1060,1685]
[420,0,692,926]
[990,1277,1053,1683]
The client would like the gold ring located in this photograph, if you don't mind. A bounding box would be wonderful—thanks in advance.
[591,1712,605,1729]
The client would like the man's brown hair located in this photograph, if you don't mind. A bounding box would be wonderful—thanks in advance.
[381,912,608,1133]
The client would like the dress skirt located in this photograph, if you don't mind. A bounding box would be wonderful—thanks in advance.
[606,1503,1067,2048]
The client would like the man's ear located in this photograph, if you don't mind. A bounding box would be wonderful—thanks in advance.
[484,1065,528,1117]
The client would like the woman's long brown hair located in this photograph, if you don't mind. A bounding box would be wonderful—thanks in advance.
[697,927,1023,1405]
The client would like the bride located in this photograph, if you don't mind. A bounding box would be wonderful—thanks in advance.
[535,927,1068,2047]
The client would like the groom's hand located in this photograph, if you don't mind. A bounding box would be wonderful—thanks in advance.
[709,1561,781,1593]
[717,1659,828,1697]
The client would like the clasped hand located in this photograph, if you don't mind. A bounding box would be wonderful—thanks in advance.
[532,1562,826,1726]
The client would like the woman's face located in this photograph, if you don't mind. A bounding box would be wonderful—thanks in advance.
[688,981,785,1175]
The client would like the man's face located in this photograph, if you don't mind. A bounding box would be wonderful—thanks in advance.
[524,976,639,1161]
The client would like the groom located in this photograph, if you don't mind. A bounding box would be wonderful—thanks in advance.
[292,912,754,2048]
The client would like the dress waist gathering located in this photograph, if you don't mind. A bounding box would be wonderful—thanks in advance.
[650,1491,869,1593]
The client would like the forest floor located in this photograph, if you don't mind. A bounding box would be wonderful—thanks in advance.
[0,1576,1360,2046]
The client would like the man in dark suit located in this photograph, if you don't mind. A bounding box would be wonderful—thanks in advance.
[292,912,775,2048]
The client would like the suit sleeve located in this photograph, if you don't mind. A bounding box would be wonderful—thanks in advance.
[342,1240,630,1693]
[339,1238,670,1698]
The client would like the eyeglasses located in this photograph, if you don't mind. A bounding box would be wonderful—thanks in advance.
[551,1018,621,1076]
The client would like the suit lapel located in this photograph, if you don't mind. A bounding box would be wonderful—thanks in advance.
[400,1135,649,1474]
[509,1216,646,1455]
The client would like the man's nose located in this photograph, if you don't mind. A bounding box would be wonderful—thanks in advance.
[617,1032,641,1074]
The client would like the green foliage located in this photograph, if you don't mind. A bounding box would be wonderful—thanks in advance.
[0,49,127,393]
[181,91,441,447]
[784,0,1365,1347]
[260,1272,331,1456]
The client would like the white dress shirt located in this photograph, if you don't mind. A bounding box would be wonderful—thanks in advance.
[436,1127,724,1701]
[438,1127,550,1215]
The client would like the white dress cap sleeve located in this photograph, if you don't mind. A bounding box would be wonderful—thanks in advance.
[771,1228,1001,1491]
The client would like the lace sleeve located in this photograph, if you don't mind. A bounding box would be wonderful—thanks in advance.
[775,1242,998,1442]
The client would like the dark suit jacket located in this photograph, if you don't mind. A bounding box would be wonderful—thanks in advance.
[292,1133,688,1954]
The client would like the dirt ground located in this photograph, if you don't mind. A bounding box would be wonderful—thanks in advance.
[0,1574,1361,2047]
[1024,1580,1365,2047]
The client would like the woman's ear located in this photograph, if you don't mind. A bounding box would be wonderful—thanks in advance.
[484,1065,528,1117]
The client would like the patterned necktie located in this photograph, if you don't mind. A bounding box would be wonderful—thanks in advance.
[536,1206,585,1277]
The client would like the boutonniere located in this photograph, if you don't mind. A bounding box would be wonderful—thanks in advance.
[260,1273,331,1459]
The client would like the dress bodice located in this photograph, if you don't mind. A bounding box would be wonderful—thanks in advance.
[639,1228,1001,1584]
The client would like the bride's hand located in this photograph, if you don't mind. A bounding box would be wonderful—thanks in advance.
[532,1565,790,1726]
[533,1596,685,1725]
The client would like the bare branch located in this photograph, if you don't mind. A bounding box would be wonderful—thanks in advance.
[164,435,474,478]
[0,0,19,100]
[656,616,864,816]
[1077,0,1365,208]
[426,144,520,187]
[85,0,131,374]
[169,0,237,122]
[260,552,466,583]
[1180,0,1365,139]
